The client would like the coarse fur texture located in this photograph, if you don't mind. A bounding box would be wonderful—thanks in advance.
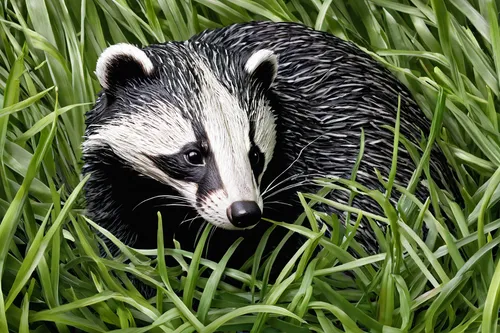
[83,21,457,268]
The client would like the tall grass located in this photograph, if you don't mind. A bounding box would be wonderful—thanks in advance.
[0,0,499,332]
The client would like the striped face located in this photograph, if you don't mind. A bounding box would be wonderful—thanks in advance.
[84,43,278,229]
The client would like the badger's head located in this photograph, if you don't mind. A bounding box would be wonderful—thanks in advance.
[83,42,278,231]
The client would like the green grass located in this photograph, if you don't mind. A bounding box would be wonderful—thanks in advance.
[0,0,499,332]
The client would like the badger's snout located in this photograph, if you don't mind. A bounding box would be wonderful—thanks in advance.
[226,201,262,228]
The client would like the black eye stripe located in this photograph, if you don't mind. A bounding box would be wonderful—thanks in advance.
[146,141,207,181]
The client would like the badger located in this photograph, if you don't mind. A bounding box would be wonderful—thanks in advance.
[83,21,455,266]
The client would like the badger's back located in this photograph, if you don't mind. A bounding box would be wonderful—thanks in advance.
[192,21,455,250]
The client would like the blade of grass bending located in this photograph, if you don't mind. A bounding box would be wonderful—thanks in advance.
[202,305,304,333]
[249,225,274,303]
[259,0,297,22]
[345,129,365,237]
[272,239,309,286]
[386,95,401,199]
[452,20,498,96]
[448,0,490,43]
[395,183,465,269]
[398,223,449,283]
[450,145,497,175]
[378,254,395,326]
[315,309,339,333]
[482,249,500,333]
[183,223,212,309]
[315,0,333,31]
[477,167,500,249]
[157,213,204,332]
[294,224,324,278]
[290,0,313,27]
[433,219,500,258]
[298,193,319,232]
[475,167,500,295]
[100,263,194,332]
[309,301,364,333]
[144,0,166,42]
[156,247,256,287]
[157,212,173,289]
[259,216,304,298]
[71,218,158,318]
[449,99,500,165]
[406,88,446,194]
[401,237,439,288]
[289,259,316,318]
[30,291,118,321]
[486,89,499,137]
[224,0,282,21]
[424,238,500,332]
[0,87,53,118]
[15,102,91,142]
[251,239,312,332]
[5,175,88,309]
[113,308,183,333]
[369,0,426,17]
[0,43,26,202]
[268,219,371,281]
[108,0,151,45]
[252,278,298,332]
[192,0,251,22]
[0,89,60,324]
[30,312,106,333]
[313,253,386,277]
[302,193,389,224]
[313,279,383,332]
[197,237,243,324]
[433,0,470,103]
[84,217,150,266]
[487,0,500,94]
[19,293,30,333]
[157,0,189,40]
[393,274,412,331]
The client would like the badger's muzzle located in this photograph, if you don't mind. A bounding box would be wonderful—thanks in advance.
[226,201,262,228]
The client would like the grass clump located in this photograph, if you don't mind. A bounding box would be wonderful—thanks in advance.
[1,0,500,332]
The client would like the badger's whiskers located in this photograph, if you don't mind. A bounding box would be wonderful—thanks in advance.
[261,134,326,197]
[133,194,194,212]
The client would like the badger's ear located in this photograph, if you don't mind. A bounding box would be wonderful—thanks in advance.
[244,49,278,89]
[95,43,155,90]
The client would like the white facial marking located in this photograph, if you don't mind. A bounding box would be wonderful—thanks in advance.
[250,98,277,185]
[83,99,197,202]
[192,60,264,229]
[95,43,154,89]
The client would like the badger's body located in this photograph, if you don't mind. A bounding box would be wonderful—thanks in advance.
[83,21,454,265]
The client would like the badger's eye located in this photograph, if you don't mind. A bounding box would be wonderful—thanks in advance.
[249,146,260,166]
[185,150,204,165]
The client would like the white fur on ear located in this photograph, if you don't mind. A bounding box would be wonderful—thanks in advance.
[95,43,154,90]
[244,49,278,87]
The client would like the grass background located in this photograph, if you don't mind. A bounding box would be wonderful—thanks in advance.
[1,0,500,332]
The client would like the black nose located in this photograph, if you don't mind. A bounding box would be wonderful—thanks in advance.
[227,201,262,228]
